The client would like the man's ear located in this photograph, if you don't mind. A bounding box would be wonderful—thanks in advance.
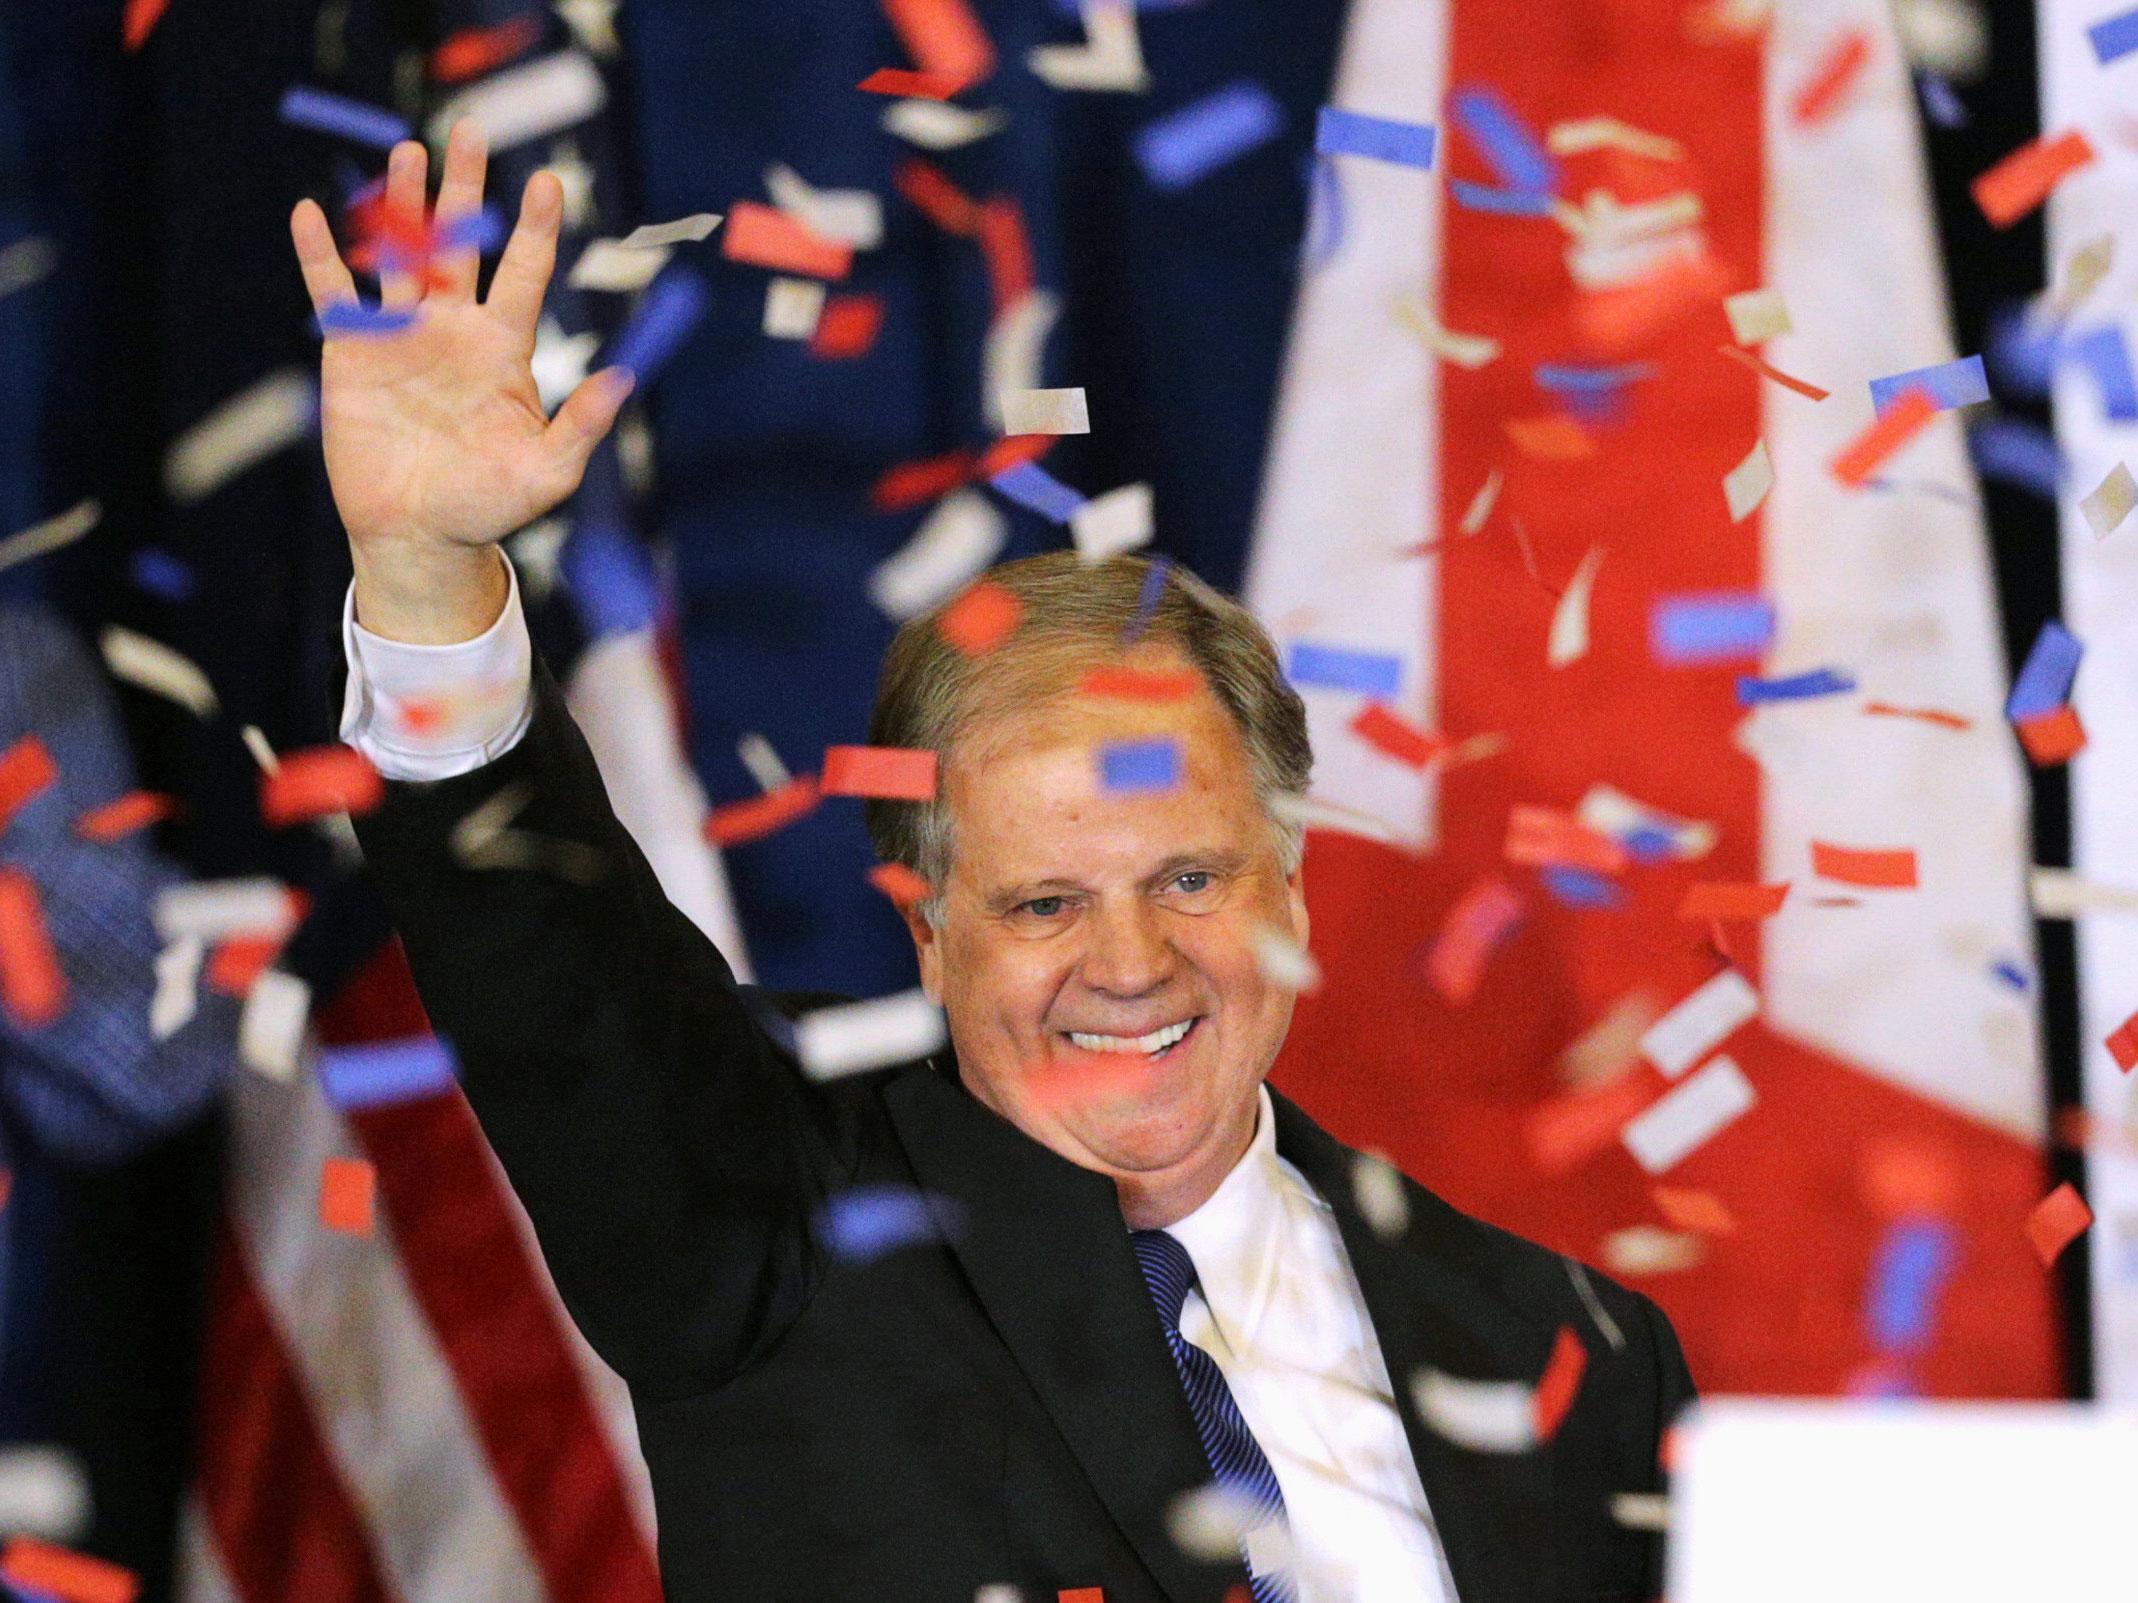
[904,899,945,1004]
[1285,856,1309,952]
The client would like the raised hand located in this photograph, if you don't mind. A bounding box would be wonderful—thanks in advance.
[290,121,632,639]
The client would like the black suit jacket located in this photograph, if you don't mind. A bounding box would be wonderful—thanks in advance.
[350,657,1695,1603]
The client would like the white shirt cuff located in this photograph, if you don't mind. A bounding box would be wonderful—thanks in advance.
[339,554,536,781]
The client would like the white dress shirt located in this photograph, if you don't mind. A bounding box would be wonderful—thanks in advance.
[338,579,1456,1599]
[1168,1086,1457,1601]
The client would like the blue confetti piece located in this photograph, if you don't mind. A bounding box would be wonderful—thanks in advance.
[128,548,196,602]
[1314,106,1436,169]
[1620,825,1679,862]
[1536,362,1654,395]
[2007,619,2082,722]
[562,521,660,639]
[1541,867,1624,909]
[1284,640,1402,697]
[1099,738,1182,793]
[1991,957,2030,991]
[1651,594,1776,665]
[1983,302,2058,399]
[1736,667,1857,705]
[1967,417,2063,499]
[316,301,420,337]
[1448,180,1553,216]
[438,207,508,255]
[319,1036,460,1110]
[1451,87,1557,197]
[1867,1218,1958,1354]
[279,86,412,150]
[2065,324,2138,421]
[1134,81,1285,192]
[816,1185,963,1263]
[1916,72,1968,129]
[1123,556,1171,644]
[1868,354,1989,416]
[1302,156,1347,273]
[988,460,1087,524]
[2089,5,2138,63]
[601,267,709,381]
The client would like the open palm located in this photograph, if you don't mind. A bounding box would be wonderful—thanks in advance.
[290,123,632,557]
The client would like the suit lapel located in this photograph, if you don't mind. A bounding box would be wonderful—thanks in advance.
[882,1062,1242,1603]
[1270,1091,1556,1603]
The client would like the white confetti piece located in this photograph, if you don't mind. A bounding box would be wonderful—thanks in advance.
[1459,468,1503,534]
[240,724,281,775]
[0,1444,90,1544]
[1241,1521,1296,1579]
[100,626,219,717]
[867,489,1007,619]
[1548,546,1604,668]
[618,212,721,250]
[0,499,99,576]
[983,291,1063,430]
[1165,1482,1265,1561]
[1641,969,1759,1078]
[1723,439,1774,522]
[569,238,672,292]
[2080,462,2135,539]
[1611,1492,1670,1531]
[762,276,827,339]
[1621,1054,1755,1173]
[1028,0,1149,92]
[1000,387,1090,436]
[1070,482,1154,563]
[1251,926,1321,992]
[1893,0,1987,79]
[882,98,1007,151]
[765,163,885,250]
[150,936,204,1042]
[2030,866,2138,918]
[1560,991,1662,1086]
[239,968,311,1080]
[1410,1368,1537,1453]
[2050,234,2113,316]
[1547,117,1685,161]
[1601,1224,1706,1274]
[736,733,792,793]
[0,236,59,301]
[1394,297,1500,368]
[1723,287,1791,345]
[1351,1151,1410,1238]
[428,51,606,151]
[155,878,296,944]
[796,989,947,1079]
[530,318,600,412]
[1270,790,1399,844]
[1577,784,1716,859]
[164,370,315,504]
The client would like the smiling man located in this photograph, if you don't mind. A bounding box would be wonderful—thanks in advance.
[303,128,1692,1603]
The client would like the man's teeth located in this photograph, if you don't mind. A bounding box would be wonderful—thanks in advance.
[1067,1019,1194,1056]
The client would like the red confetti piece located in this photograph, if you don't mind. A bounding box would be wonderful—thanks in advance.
[260,745,384,827]
[977,196,1034,314]
[872,449,977,512]
[882,0,996,90]
[1809,840,1918,888]
[1080,666,1202,703]
[975,432,1053,478]
[1789,28,1873,126]
[2024,1181,2091,1267]
[429,15,541,83]
[2016,704,2087,766]
[1058,1590,1106,1603]
[894,159,984,236]
[320,1157,377,1235]
[704,776,820,848]
[820,745,939,801]
[2105,1012,2138,1073]
[1579,251,1729,354]
[75,790,178,842]
[1972,129,2096,230]
[1525,1071,1654,1174]
[721,202,853,280]
[1717,343,1832,401]
[1421,876,1523,1004]
[0,735,57,836]
[866,862,932,913]
[1504,805,1628,875]
[1504,416,1596,460]
[937,582,1023,655]
[856,67,970,99]
[810,294,885,360]
[1864,700,1971,730]
[0,869,66,1029]
[1349,703,1446,768]
[1,1537,139,1603]
[1830,386,1938,488]
[1676,881,1789,920]
[120,0,169,53]
[207,934,283,998]
[1652,1185,1736,1234]
[0,1169,12,1213]
[1531,1325,1588,1441]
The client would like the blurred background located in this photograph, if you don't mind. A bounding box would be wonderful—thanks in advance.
[0,0,2130,1597]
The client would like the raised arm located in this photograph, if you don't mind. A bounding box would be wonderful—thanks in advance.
[296,127,844,1395]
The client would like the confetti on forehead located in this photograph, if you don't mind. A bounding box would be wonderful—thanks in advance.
[1096,739,1181,794]
[937,581,1023,655]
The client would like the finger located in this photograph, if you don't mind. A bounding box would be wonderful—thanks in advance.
[486,170,563,342]
[428,120,489,304]
[539,366,635,492]
[290,199,359,314]
[377,139,430,310]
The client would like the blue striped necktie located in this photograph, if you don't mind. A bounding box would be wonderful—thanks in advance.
[1130,1229,1297,1603]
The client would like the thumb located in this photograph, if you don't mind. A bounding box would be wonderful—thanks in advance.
[541,365,636,485]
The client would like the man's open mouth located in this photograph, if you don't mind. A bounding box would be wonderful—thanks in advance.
[1061,1016,1202,1060]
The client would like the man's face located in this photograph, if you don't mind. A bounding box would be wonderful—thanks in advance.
[905,649,1308,1223]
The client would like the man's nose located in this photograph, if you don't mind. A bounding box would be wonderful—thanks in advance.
[1079,897,1175,998]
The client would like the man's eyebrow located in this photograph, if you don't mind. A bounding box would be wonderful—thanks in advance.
[1146,848,1249,885]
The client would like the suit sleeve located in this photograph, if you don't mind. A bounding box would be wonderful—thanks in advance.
[1638,1291,1698,1599]
[349,651,844,1400]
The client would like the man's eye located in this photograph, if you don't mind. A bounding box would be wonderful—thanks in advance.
[1021,896,1066,918]
[1171,871,1214,894]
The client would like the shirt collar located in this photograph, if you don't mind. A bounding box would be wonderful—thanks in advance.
[1165,1083,1294,1345]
